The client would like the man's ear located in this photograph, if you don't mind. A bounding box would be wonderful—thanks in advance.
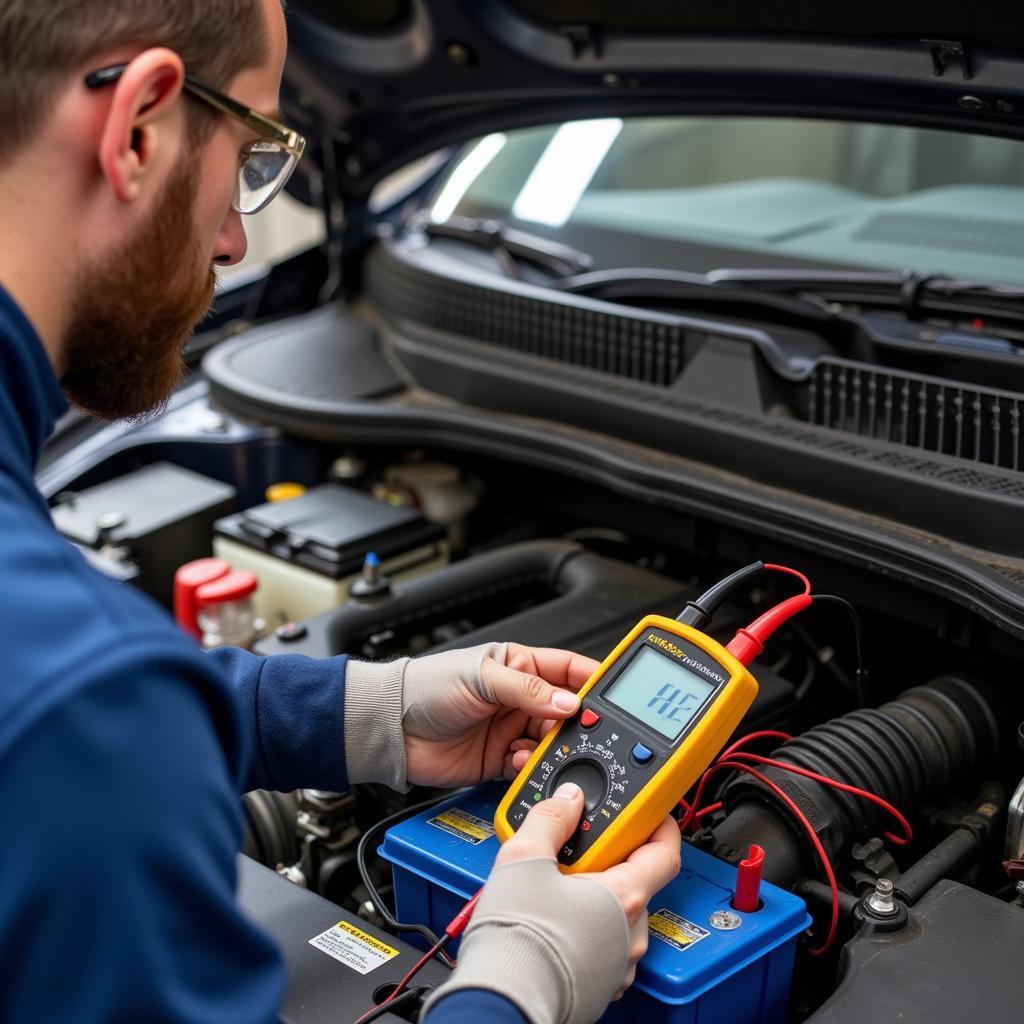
[96,48,185,204]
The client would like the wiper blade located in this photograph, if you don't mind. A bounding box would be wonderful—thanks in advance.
[706,268,1024,322]
[555,267,836,324]
[415,214,592,279]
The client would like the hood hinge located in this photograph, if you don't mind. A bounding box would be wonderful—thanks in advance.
[922,38,972,80]
[560,23,603,60]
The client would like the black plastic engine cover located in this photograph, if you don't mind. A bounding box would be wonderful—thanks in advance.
[808,880,1024,1023]
[237,856,450,1024]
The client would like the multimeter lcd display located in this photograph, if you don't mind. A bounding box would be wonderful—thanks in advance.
[602,646,717,740]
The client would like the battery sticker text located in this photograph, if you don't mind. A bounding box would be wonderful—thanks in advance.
[427,807,496,845]
[649,908,710,952]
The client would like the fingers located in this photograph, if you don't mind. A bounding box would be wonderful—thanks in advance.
[496,783,584,864]
[609,816,682,899]
[504,741,537,778]
[598,816,681,912]
[505,644,600,693]
[482,657,581,721]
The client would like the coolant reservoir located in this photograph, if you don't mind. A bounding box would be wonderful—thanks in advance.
[196,570,260,650]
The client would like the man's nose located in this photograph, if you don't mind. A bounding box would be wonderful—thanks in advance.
[212,208,248,266]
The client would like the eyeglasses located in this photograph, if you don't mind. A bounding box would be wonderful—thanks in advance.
[84,64,306,214]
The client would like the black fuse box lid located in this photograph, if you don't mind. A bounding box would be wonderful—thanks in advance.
[213,483,445,579]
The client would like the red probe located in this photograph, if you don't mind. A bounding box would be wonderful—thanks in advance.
[732,845,765,913]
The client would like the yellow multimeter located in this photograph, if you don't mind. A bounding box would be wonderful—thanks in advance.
[495,614,759,873]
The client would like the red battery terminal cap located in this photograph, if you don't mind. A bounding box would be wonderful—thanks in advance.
[173,557,230,639]
[195,570,258,607]
[732,844,765,913]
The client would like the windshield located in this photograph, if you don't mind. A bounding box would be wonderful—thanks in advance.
[426,117,1024,285]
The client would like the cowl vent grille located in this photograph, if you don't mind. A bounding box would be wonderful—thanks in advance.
[809,359,1024,473]
[369,246,687,387]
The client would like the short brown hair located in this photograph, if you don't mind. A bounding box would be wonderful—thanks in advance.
[1,1,271,159]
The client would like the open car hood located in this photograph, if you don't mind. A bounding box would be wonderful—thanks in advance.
[281,0,1024,200]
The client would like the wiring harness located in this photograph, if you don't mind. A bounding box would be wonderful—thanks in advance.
[676,561,907,954]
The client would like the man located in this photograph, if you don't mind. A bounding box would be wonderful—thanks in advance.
[0,2,680,1022]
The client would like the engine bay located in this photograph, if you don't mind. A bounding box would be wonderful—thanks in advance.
[42,378,1024,1020]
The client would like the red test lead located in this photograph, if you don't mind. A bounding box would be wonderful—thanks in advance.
[725,566,813,666]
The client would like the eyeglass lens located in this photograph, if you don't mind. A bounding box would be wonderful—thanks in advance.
[236,142,297,214]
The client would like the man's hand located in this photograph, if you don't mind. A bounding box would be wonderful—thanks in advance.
[403,643,599,788]
[422,783,682,1024]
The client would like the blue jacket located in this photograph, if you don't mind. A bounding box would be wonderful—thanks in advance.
[0,285,523,1024]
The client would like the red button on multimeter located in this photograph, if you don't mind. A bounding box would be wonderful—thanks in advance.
[495,562,813,874]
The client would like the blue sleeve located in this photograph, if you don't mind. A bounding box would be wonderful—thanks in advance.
[0,658,284,1024]
[206,646,350,794]
[425,991,528,1024]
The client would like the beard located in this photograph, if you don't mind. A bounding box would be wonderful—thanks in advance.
[61,158,217,421]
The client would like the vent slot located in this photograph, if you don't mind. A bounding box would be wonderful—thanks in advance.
[809,360,1024,472]
[369,246,687,387]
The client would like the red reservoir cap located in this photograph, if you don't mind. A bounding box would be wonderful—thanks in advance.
[174,558,230,639]
[196,570,258,607]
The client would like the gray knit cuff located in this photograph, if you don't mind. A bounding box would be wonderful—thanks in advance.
[423,921,570,1024]
[421,857,629,1024]
[342,657,410,790]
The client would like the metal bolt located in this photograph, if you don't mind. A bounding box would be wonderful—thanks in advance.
[867,878,897,916]
[200,413,228,434]
[602,73,621,87]
[277,863,307,888]
[330,454,366,480]
[709,910,742,930]
[1016,880,1024,899]
[95,511,126,534]
[447,41,475,67]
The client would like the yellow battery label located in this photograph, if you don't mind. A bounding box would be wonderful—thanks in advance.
[427,807,496,845]
[648,908,710,952]
[309,920,399,974]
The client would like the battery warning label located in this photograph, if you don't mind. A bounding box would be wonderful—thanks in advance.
[427,807,496,845]
[309,920,400,975]
[648,909,710,952]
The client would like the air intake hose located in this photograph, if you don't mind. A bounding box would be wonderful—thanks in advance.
[710,675,999,888]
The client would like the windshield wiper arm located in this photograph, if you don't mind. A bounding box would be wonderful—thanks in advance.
[554,266,837,324]
[415,214,592,279]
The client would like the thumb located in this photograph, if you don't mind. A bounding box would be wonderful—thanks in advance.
[482,657,581,718]
[497,783,584,864]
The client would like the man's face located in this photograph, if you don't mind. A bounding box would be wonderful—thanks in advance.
[61,155,214,421]
[62,0,287,421]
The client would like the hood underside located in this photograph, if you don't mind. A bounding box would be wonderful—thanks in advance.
[281,0,1024,198]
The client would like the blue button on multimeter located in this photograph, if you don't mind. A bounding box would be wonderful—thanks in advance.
[631,742,654,765]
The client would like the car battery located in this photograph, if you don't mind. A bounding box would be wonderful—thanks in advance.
[379,783,810,1024]
[212,483,447,626]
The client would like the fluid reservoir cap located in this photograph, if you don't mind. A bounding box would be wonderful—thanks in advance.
[265,482,306,503]
[174,557,230,639]
[196,569,258,606]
